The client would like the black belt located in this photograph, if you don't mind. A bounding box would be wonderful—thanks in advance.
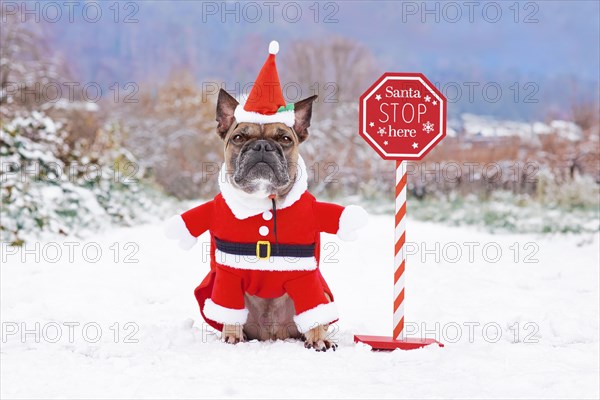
[214,237,315,259]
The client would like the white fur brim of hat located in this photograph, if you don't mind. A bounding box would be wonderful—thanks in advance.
[234,105,295,127]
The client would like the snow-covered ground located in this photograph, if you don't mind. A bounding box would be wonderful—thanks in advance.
[1,214,599,399]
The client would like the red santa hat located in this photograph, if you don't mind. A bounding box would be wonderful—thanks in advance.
[234,40,295,127]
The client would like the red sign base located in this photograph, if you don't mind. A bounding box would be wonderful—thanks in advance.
[354,335,444,351]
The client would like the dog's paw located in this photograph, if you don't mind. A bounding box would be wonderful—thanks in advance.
[164,215,197,250]
[303,325,337,352]
[222,324,246,344]
[337,205,368,241]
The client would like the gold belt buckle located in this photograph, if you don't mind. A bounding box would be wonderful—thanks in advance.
[256,240,271,259]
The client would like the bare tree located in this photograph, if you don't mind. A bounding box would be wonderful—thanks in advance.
[0,4,68,117]
[279,36,378,112]
[116,70,223,199]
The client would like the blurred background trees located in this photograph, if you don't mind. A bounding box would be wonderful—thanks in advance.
[1,5,168,244]
[1,4,598,242]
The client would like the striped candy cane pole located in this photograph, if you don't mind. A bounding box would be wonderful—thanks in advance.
[393,160,407,340]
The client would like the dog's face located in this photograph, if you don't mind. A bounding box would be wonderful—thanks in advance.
[215,89,317,198]
[225,121,295,196]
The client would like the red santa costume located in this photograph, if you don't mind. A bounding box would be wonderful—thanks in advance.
[164,41,368,334]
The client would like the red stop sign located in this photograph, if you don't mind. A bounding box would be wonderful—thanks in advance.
[359,72,447,160]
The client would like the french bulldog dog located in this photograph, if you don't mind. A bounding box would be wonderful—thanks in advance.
[216,89,333,349]
[165,41,367,351]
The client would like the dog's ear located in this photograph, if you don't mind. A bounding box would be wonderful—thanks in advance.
[293,95,317,143]
[216,89,239,139]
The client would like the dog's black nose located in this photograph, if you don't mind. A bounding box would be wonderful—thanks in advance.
[252,140,275,152]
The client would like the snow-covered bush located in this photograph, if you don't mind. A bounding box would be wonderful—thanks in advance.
[403,189,599,234]
[1,112,169,245]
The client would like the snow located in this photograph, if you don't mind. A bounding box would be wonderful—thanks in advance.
[549,120,583,141]
[52,99,100,112]
[1,214,599,399]
[460,113,583,141]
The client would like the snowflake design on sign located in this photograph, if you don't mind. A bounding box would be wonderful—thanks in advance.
[377,127,386,136]
[422,121,435,134]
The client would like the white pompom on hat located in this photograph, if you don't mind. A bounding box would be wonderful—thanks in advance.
[233,40,295,127]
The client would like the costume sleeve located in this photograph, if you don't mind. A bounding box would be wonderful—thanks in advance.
[164,200,214,250]
[313,201,344,234]
[180,201,214,237]
[313,201,368,241]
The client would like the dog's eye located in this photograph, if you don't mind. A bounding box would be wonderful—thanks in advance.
[279,136,293,144]
[231,134,245,144]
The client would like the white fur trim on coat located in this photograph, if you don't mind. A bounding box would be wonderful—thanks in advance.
[164,215,198,250]
[337,205,369,241]
[234,105,295,127]
[203,299,249,325]
[294,302,338,333]
[215,249,317,271]
[218,155,309,220]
